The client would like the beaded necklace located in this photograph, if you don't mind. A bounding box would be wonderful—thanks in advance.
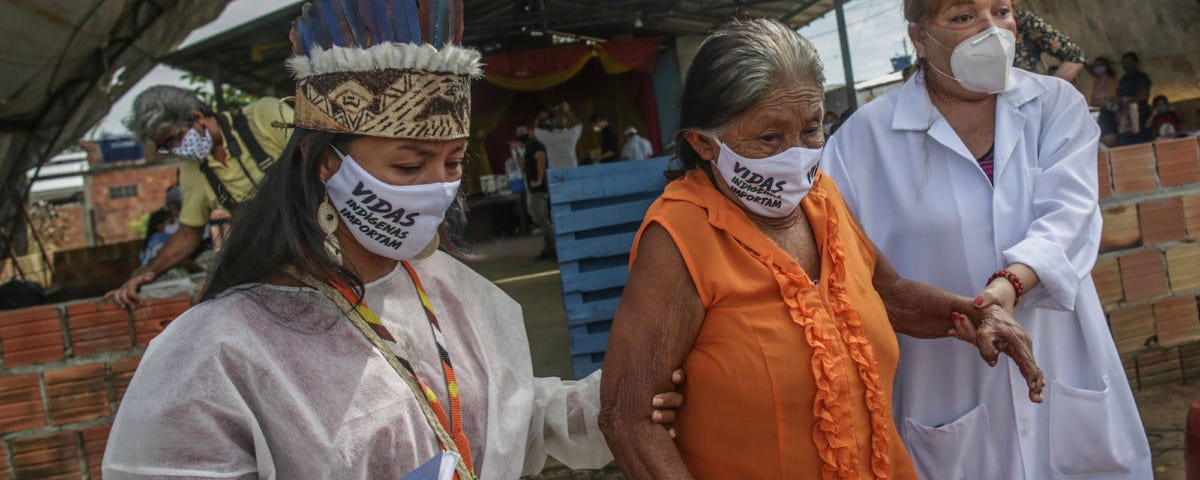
[287,262,476,480]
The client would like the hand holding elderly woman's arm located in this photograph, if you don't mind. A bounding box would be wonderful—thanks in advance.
[870,244,1046,403]
[599,224,703,480]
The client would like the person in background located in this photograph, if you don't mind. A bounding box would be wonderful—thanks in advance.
[162,185,183,235]
[515,124,555,261]
[620,126,653,161]
[1117,51,1153,145]
[1146,94,1183,140]
[588,114,620,164]
[535,101,583,169]
[105,85,293,308]
[824,0,1152,477]
[822,110,839,137]
[1014,9,1085,81]
[138,208,175,268]
[1088,56,1120,147]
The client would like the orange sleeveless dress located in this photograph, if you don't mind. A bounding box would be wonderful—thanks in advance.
[631,170,918,480]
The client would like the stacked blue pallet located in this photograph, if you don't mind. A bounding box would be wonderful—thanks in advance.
[547,157,671,379]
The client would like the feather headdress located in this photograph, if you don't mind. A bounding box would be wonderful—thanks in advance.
[288,0,482,141]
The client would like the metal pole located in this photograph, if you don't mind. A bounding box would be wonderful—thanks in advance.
[211,65,226,111]
[834,0,857,111]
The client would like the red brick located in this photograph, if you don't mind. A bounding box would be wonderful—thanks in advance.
[0,376,45,434]
[1138,197,1187,245]
[1137,347,1184,387]
[1154,137,1200,186]
[1109,303,1156,354]
[1119,250,1169,302]
[132,295,191,348]
[44,364,109,426]
[9,432,80,480]
[1166,243,1200,292]
[65,300,132,357]
[1184,195,1200,240]
[1097,150,1113,198]
[81,425,110,479]
[110,356,141,405]
[0,305,65,366]
[1109,143,1158,194]
[1154,295,1200,346]
[1092,256,1124,306]
[1100,206,1140,252]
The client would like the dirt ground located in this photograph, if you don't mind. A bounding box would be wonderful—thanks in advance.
[466,235,1199,479]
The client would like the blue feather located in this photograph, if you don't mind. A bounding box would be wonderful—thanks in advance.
[304,15,331,51]
[431,0,446,48]
[335,0,367,47]
[358,0,391,44]
[406,0,423,45]
[313,0,346,47]
[385,0,420,45]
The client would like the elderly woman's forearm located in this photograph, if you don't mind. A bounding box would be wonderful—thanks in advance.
[878,278,968,338]
[599,407,693,480]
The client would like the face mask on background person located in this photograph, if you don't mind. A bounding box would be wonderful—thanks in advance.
[171,128,214,160]
[923,26,1016,94]
[325,147,460,261]
[1093,65,1107,76]
[711,139,822,218]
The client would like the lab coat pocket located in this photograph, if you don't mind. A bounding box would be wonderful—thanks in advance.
[1049,376,1135,475]
[903,404,1004,480]
[1024,166,1043,188]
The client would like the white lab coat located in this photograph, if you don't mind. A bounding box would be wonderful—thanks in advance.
[103,251,611,479]
[823,69,1151,480]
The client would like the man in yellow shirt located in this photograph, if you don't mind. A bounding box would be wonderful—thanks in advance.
[106,86,293,308]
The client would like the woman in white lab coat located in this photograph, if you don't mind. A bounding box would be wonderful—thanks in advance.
[822,0,1152,479]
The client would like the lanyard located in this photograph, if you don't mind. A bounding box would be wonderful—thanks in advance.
[286,263,476,479]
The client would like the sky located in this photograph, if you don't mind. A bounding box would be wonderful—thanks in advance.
[91,0,910,138]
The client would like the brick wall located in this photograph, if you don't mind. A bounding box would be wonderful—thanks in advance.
[0,294,192,479]
[1098,136,1200,389]
[87,165,177,245]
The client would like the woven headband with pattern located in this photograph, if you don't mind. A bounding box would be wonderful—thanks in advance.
[288,0,482,140]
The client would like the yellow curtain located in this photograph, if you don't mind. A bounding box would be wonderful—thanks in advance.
[483,52,595,91]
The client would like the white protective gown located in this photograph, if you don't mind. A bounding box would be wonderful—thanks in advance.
[823,70,1152,480]
[103,251,611,479]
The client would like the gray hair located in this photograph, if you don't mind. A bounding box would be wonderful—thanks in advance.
[674,18,825,172]
[124,85,208,145]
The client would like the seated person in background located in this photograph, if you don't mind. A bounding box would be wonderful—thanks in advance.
[535,101,583,169]
[621,126,653,161]
[587,114,620,164]
[138,208,174,268]
[1146,95,1183,140]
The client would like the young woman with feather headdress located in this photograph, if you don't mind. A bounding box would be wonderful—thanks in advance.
[102,1,681,478]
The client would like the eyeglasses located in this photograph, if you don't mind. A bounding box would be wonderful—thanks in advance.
[153,125,188,155]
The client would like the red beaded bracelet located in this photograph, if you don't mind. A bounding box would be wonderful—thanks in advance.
[988,269,1024,305]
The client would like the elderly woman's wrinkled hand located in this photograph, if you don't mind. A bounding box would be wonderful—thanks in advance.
[950,306,1045,403]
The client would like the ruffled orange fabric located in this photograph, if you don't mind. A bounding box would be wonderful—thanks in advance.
[749,188,891,480]
[636,170,904,479]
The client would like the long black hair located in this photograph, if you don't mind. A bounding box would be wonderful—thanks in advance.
[200,129,359,302]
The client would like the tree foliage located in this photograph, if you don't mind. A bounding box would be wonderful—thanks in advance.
[181,73,256,112]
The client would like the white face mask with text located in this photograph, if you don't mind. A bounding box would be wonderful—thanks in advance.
[712,140,821,218]
[325,148,460,261]
[924,26,1016,94]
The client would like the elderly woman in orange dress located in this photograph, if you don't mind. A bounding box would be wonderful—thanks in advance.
[599,18,1045,480]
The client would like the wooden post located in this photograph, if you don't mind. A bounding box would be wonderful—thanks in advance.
[1188,398,1200,480]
